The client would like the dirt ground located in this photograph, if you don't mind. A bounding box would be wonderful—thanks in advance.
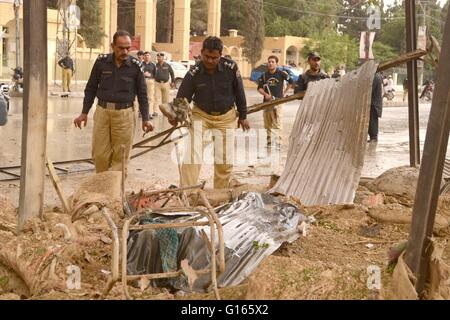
[1,166,450,300]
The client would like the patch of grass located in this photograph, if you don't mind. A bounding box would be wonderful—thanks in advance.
[318,220,339,231]
[252,241,270,250]
[334,270,370,300]
[0,276,9,288]
[301,268,318,282]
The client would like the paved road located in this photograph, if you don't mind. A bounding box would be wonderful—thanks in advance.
[0,89,441,182]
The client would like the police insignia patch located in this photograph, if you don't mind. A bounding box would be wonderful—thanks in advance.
[189,65,200,76]
[131,58,144,72]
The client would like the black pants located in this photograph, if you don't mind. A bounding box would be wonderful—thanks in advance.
[368,106,379,139]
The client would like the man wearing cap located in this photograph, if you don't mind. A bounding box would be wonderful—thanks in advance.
[294,52,329,93]
[143,51,157,117]
[73,30,154,174]
[170,36,250,189]
[154,52,175,114]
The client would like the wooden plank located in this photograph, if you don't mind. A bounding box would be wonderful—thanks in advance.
[46,156,70,214]
[18,2,48,229]
[247,49,427,116]
[377,49,427,72]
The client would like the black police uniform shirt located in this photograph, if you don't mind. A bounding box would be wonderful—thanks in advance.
[142,61,156,79]
[154,62,175,83]
[58,56,74,71]
[294,69,329,93]
[176,57,247,120]
[257,69,293,100]
[82,53,150,121]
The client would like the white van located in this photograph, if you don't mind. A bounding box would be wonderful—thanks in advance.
[167,61,189,89]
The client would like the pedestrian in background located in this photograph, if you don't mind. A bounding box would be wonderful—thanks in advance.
[154,52,175,112]
[257,55,294,149]
[58,53,75,92]
[143,51,157,118]
[294,52,329,93]
[368,72,383,143]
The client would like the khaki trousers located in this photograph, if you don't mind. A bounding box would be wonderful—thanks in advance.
[146,79,155,114]
[92,106,136,173]
[154,81,171,111]
[263,105,283,145]
[180,106,237,189]
[62,68,72,92]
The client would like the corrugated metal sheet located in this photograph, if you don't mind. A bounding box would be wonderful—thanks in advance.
[270,61,378,205]
[443,159,450,179]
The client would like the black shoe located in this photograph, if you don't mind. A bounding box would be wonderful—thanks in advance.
[152,112,158,117]
[367,138,378,143]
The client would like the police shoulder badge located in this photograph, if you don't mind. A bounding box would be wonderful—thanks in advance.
[189,64,200,76]
[131,58,144,72]
[97,54,108,60]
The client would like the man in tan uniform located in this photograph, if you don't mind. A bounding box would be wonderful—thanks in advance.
[154,52,175,112]
[142,51,157,118]
[73,30,154,174]
[168,36,250,189]
[257,55,294,149]
[58,54,74,92]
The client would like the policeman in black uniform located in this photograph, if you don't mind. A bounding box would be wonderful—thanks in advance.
[294,52,329,93]
[73,30,153,174]
[142,51,157,117]
[257,55,294,149]
[171,36,250,189]
[154,52,175,109]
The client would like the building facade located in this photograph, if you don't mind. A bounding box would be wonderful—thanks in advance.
[0,0,308,82]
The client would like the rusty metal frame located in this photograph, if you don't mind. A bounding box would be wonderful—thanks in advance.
[0,125,187,181]
[120,189,225,300]
[98,186,225,300]
[405,5,450,297]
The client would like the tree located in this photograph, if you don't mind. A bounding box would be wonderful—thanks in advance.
[221,0,245,35]
[265,16,292,36]
[156,0,174,42]
[241,0,264,67]
[377,3,406,55]
[301,31,359,72]
[191,0,207,36]
[78,0,106,57]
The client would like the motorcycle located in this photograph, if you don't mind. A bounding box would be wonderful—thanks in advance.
[0,90,8,125]
[420,83,434,101]
[0,83,10,112]
[383,88,395,101]
[10,67,23,93]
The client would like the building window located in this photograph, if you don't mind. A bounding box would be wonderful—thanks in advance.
[2,27,8,67]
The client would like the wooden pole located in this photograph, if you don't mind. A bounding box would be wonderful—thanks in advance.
[405,6,450,296]
[405,0,421,167]
[18,2,48,230]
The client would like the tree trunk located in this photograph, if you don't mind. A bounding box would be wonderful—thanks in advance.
[165,0,174,43]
